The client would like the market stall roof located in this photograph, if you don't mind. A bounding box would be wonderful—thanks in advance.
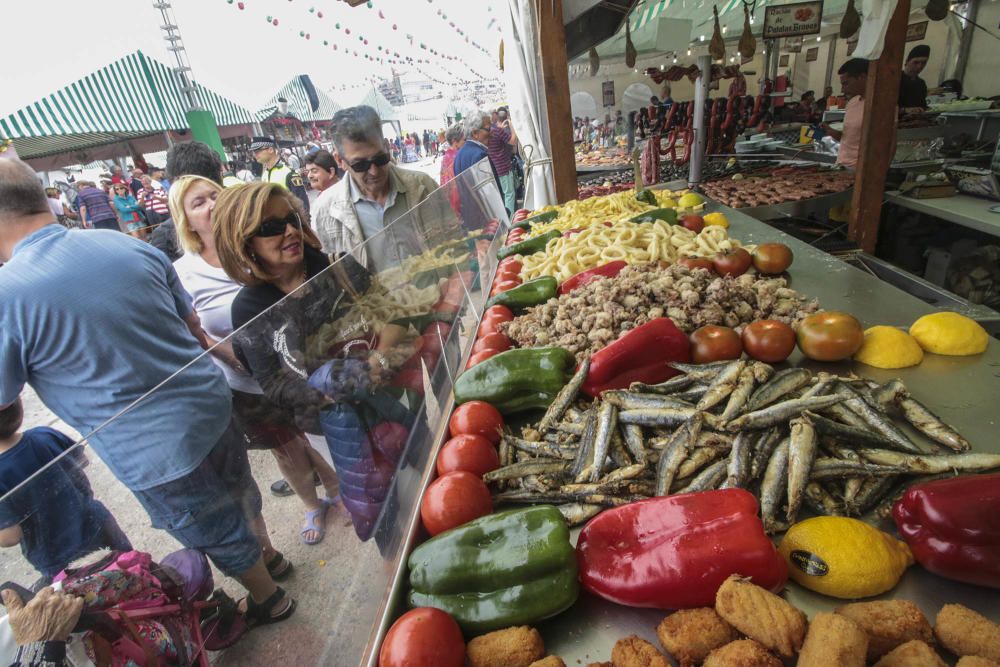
[256,75,342,123]
[357,88,402,123]
[0,50,256,160]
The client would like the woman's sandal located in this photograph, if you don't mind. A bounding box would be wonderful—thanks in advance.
[201,590,249,650]
[241,586,297,628]
[300,502,330,545]
[265,550,294,581]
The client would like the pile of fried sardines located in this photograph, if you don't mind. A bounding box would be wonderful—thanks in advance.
[488,359,1000,531]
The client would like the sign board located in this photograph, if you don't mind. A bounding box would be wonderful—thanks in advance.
[806,47,819,62]
[764,1,824,39]
[779,54,791,67]
[602,81,615,108]
[784,36,803,53]
[906,21,928,42]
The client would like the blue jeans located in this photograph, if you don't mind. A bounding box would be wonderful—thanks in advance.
[132,421,263,577]
[91,218,120,232]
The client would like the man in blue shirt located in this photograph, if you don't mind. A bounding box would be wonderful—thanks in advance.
[0,158,295,627]
[453,110,502,192]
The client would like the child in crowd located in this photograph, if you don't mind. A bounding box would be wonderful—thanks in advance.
[0,397,132,588]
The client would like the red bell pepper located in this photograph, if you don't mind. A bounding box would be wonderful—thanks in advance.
[581,317,690,396]
[892,473,1000,589]
[558,261,628,295]
[577,489,788,609]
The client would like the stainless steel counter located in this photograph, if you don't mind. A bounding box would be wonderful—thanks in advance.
[885,190,1000,238]
[365,195,1000,667]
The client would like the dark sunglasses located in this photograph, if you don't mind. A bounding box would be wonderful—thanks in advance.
[347,152,391,173]
[254,212,302,237]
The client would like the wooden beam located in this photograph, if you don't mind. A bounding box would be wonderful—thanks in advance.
[848,0,910,253]
[535,0,578,203]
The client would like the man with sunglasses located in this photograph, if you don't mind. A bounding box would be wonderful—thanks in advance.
[313,105,445,273]
[250,136,310,215]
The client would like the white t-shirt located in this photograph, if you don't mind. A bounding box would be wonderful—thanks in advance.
[173,252,261,394]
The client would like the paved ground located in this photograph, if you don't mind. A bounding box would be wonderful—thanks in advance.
[2,156,447,665]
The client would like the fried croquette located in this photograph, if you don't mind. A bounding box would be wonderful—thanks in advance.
[935,604,1000,662]
[702,639,783,667]
[585,663,612,667]
[836,599,935,660]
[656,607,739,667]
[873,640,948,667]
[528,657,566,667]
[466,626,545,667]
[610,635,670,667]
[957,658,1000,667]
[797,612,867,667]
[714,575,807,658]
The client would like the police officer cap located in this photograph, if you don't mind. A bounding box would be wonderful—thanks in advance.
[250,136,278,151]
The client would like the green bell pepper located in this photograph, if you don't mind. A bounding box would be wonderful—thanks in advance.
[454,346,574,414]
[497,229,561,260]
[635,189,657,206]
[629,207,679,225]
[512,210,559,230]
[407,505,578,634]
[484,276,558,313]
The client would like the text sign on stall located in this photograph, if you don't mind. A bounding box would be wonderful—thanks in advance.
[602,81,615,108]
[764,1,824,39]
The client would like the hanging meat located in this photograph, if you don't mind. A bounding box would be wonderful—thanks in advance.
[709,5,726,62]
[840,0,861,38]
[589,47,600,76]
[625,20,638,68]
[925,0,948,21]
[738,4,756,59]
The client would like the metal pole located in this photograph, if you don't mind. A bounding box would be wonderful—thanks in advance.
[824,36,838,93]
[688,54,711,189]
[769,40,779,81]
[761,41,773,94]
[954,0,980,84]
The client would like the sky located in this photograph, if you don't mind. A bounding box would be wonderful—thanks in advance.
[2,0,504,116]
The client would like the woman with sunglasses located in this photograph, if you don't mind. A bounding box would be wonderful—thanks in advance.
[112,183,144,239]
[213,182,412,541]
[169,176,340,550]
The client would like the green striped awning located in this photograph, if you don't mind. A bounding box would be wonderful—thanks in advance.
[257,77,343,123]
[0,50,256,159]
[357,88,401,123]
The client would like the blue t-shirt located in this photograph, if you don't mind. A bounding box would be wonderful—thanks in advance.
[0,428,110,577]
[0,225,230,490]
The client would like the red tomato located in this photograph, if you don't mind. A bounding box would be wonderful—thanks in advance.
[713,248,753,277]
[742,320,797,363]
[472,332,511,355]
[497,259,523,274]
[449,401,503,443]
[681,215,705,233]
[513,209,530,221]
[420,471,492,536]
[797,311,865,362]
[752,243,794,274]
[378,607,465,667]
[495,269,521,284]
[466,349,500,368]
[490,279,521,296]
[690,325,743,364]
[677,256,715,273]
[436,434,500,477]
[484,305,514,323]
[476,320,504,339]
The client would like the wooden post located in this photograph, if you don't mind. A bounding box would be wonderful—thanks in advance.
[534,0,577,203]
[848,0,910,253]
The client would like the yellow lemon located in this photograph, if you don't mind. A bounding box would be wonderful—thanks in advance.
[909,311,988,356]
[678,192,705,208]
[703,212,730,228]
[658,197,679,208]
[854,326,924,369]
[778,517,913,599]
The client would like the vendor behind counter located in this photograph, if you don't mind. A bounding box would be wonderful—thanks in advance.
[899,45,930,113]
[821,58,870,169]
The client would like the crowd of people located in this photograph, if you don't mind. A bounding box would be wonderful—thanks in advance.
[0,103,510,663]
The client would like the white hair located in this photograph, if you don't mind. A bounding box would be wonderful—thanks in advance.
[462,111,490,140]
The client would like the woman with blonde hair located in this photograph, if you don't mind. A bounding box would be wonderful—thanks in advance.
[169,175,339,549]
[213,182,412,541]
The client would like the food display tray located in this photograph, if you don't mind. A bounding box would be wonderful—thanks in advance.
[362,191,1000,667]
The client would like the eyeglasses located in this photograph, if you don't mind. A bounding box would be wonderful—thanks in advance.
[347,152,391,173]
[254,212,302,237]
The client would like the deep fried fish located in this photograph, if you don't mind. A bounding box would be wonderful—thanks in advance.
[836,600,934,660]
[797,612,867,667]
[714,575,807,658]
[656,608,739,667]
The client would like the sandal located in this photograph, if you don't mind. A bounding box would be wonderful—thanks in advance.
[240,586,296,628]
[265,551,293,581]
[202,590,248,650]
[300,503,330,545]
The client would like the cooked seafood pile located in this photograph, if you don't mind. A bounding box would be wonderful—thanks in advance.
[486,360,996,530]
[503,264,819,362]
[701,169,854,209]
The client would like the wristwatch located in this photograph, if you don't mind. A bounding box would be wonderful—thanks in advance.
[370,350,390,371]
